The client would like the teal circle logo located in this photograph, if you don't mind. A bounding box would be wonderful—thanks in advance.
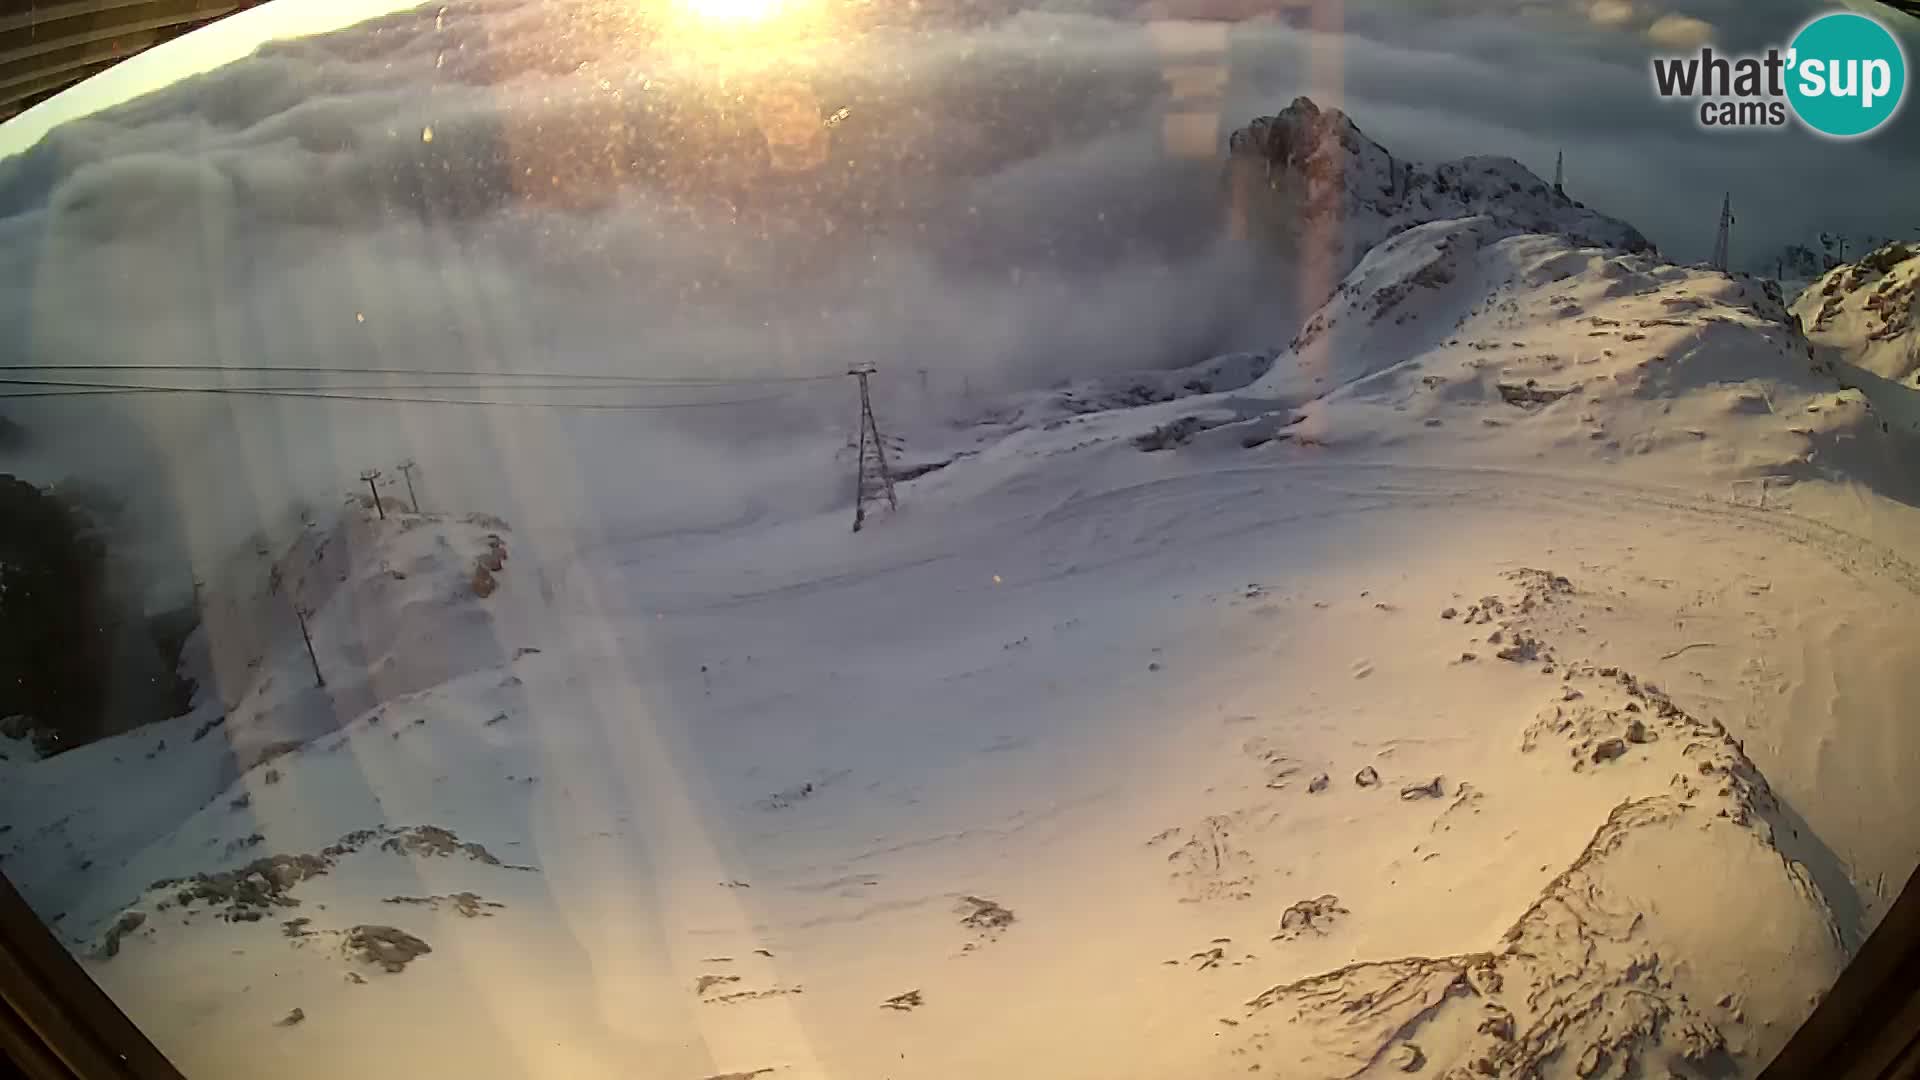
[1786,12,1907,138]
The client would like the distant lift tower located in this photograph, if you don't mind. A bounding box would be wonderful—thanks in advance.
[1553,151,1564,200]
[1712,192,1733,272]
[848,362,898,533]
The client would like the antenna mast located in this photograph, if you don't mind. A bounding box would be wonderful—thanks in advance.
[1712,192,1733,272]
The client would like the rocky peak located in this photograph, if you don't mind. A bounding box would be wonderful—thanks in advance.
[1228,97,1396,218]
[1226,97,1653,271]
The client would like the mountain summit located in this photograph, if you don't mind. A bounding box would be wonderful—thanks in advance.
[1227,97,1652,279]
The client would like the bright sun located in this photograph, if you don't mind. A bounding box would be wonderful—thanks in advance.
[684,0,780,21]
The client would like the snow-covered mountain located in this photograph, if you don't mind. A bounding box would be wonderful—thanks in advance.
[1787,241,1920,444]
[1795,241,1920,384]
[1226,97,1652,290]
[7,105,1920,1080]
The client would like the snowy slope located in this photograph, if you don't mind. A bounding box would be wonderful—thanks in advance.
[15,469,1903,1080]
[1229,214,1920,518]
[10,347,1918,1080]
[0,512,527,931]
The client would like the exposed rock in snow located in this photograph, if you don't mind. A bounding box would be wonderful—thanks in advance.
[1791,243,1920,445]
[968,350,1277,434]
[345,924,434,974]
[1796,241,1920,384]
[1226,577,1847,1079]
[87,824,526,961]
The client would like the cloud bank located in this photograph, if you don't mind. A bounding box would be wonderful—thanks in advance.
[0,0,1914,599]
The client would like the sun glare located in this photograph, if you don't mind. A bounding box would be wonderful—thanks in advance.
[685,0,781,21]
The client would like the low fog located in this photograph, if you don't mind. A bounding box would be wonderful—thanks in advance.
[0,0,1915,607]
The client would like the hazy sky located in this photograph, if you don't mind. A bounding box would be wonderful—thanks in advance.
[4,0,1914,249]
[0,0,419,159]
